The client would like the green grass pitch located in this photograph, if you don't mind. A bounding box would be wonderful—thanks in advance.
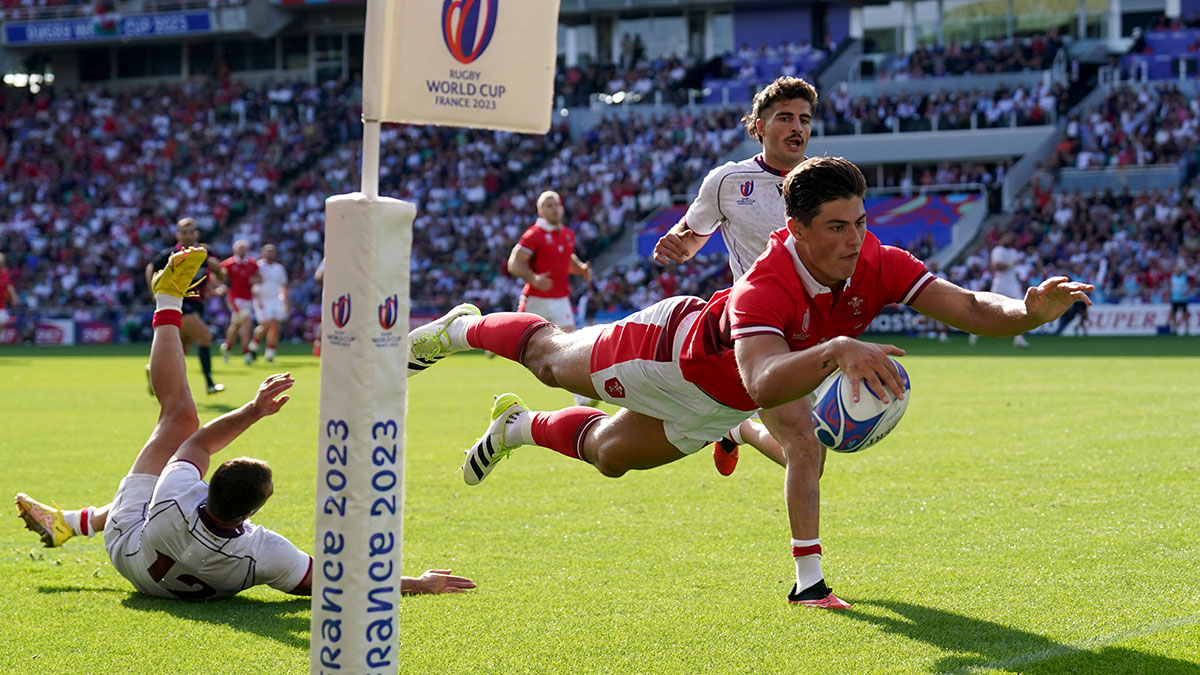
[1,336,1198,674]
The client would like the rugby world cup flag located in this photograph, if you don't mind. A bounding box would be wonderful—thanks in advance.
[373,0,560,133]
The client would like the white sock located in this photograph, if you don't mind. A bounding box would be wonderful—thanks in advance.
[445,315,480,351]
[792,537,823,590]
[573,394,598,407]
[63,507,98,537]
[265,347,276,359]
[502,409,534,447]
[727,422,746,445]
[155,294,183,313]
[249,340,260,352]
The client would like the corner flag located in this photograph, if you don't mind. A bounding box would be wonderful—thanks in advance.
[370,0,562,133]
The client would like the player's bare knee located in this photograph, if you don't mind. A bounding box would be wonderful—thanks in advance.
[593,458,628,478]
[159,404,200,435]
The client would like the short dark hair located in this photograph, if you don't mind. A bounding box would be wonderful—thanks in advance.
[783,156,868,226]
[208,457,273,522]
[740,76,819,142]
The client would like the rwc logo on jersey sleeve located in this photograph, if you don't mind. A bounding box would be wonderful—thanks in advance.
[442,0,498,64]
[737,180,756,206]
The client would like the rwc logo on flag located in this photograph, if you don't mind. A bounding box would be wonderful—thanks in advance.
[331,294,352,328]
[378,295,399,330]
[442,0,498,64]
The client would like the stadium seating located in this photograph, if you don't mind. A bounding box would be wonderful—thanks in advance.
[1045,84,1199,170]
[948,183,1200,304]
[869,30,1065,81]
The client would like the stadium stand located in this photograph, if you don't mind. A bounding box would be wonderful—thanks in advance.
[1045,83,1199,170]
[870,29,1066,81]
[949,181,1200,305]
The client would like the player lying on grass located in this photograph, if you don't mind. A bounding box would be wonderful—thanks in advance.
[407,156,1092,608]
[15,247,474,600]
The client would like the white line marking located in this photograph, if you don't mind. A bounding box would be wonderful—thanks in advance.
[959,614,1200,674]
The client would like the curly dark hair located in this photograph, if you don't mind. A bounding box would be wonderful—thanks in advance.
[740,76,819,142]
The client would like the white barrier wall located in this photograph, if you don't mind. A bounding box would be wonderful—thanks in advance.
[311,194,414,675]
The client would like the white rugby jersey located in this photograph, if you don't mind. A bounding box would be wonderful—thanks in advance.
[989,245,1023,297]
[126,461,311,600]
[254,260,288,303]
[681,154,789,279]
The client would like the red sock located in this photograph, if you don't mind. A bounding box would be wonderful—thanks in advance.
[465,313,553,364]
[530,408,607,460]
[152,310,182,328]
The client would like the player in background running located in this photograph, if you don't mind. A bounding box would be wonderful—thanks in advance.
[250,244,289,363]
[220,240,260,365]
[507,190,596,407]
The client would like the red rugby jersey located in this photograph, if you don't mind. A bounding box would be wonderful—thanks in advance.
[515,220,576,299]
[679,228,934,411]
[220,256,259,300]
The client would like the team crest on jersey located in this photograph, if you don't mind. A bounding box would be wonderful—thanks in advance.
[331,294,352,328]
[791,308,811,341]
[378,295,398,330]
[848,296,864,317]
[604,377,626,399]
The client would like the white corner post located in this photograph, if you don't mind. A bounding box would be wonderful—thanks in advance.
[312,0,414,673]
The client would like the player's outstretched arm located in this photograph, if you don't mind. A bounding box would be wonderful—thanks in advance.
[911,277,1093,338]
[172,373,294,475]
[401,569,477,595]
[652,221,710,265]
[736,333,906,409]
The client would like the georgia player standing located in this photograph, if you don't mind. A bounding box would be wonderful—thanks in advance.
[220,240,260,365]
[251,244,289,363]
[506,190,595,406]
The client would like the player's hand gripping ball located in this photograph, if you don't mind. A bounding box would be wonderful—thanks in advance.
[811,358,910,453]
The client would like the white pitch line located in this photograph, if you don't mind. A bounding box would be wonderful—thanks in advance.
[960,614,1200,674]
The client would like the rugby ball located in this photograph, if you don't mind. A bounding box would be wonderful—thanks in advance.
[811,359,910,453]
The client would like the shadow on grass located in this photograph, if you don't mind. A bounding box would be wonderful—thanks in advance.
[197,402,237,414]
[843,600,1200,674]
[38,584,310,649]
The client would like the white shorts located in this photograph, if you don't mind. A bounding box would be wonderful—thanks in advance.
[103,473,159,595]
[589,297,756,454]
[227,296,253,322]
[519,295,575,330]
[253,298,286,323]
